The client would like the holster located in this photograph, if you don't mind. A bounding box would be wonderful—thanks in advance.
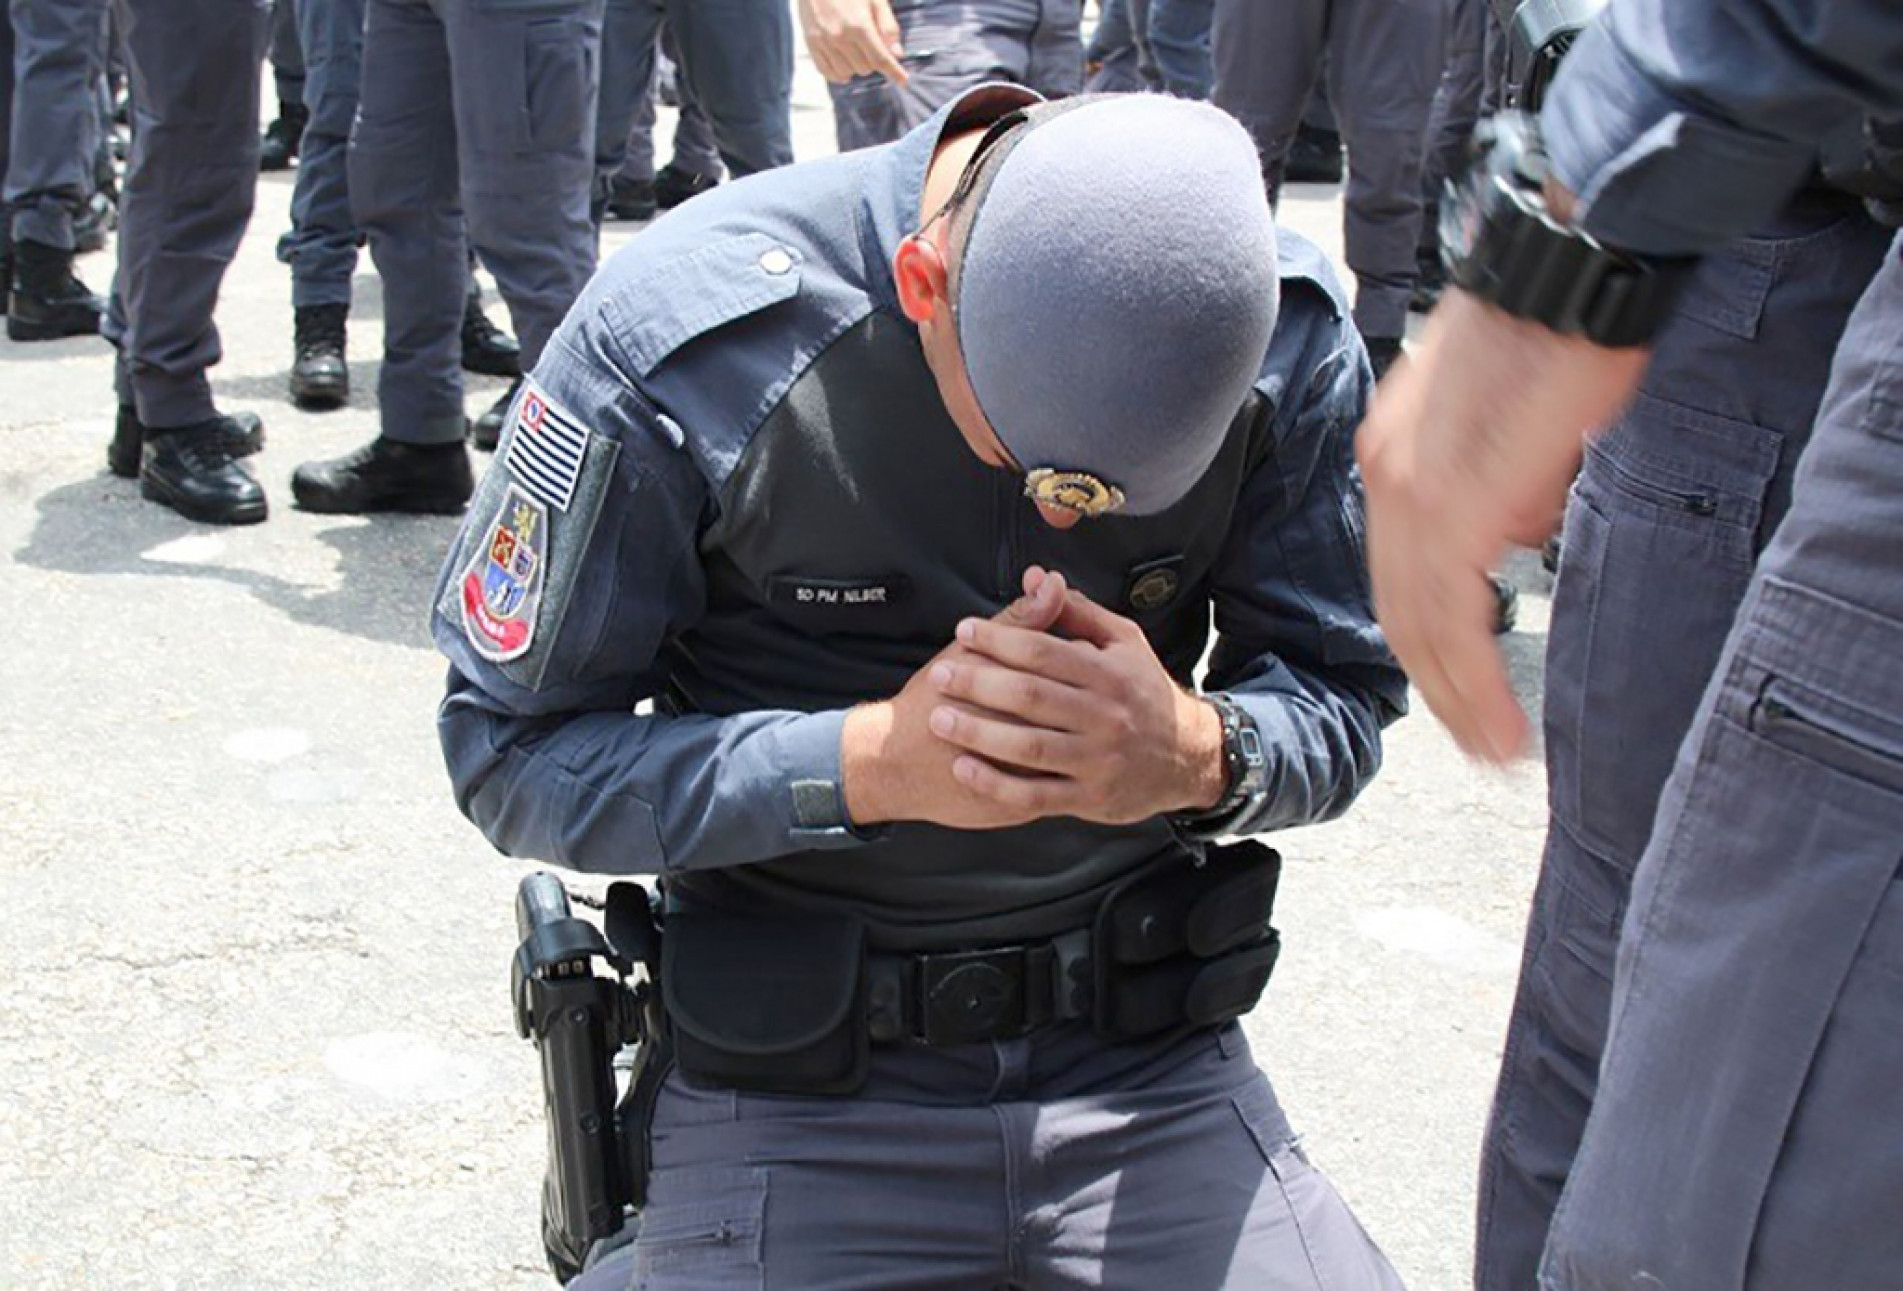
[1091,838,1283,1039]
[662,910,870,1096]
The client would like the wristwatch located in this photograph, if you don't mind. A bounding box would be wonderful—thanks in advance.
[1171,693,1267,837]
[1442,112,1693,347]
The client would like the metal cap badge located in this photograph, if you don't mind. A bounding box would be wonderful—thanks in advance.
[1023,467,1127,518]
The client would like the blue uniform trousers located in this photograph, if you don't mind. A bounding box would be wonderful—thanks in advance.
[0,0,111,251]
[1145,0,1211,99]
[597,2,722,191]
[569,1024,1404,1290]
[1211,0,1445,340]
[268,0,303,108]
[349,0,602,445]
[598,0,788,184]
[1475,203,1895,1290]
[827,0,1083,153]
[102,0,267,428]
[275,0,360,308]
[1418,0,1482,256]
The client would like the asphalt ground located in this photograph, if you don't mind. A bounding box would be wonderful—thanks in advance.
[0,48,1555,1291]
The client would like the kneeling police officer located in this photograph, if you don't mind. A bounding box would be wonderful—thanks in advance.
[438,87,1408,1289]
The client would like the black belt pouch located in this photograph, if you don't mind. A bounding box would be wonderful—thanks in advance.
[661,910,870,1096]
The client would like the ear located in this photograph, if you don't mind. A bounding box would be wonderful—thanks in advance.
[894,232,951,326]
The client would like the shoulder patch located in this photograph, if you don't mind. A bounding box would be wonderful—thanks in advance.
[604,231,804,378]
[460,485,549,662]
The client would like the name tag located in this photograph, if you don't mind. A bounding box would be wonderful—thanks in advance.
[768,575,911,612]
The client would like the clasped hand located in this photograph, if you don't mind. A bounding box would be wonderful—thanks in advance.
[842,567,1223,829]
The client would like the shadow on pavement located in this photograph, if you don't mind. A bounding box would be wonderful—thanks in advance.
[14,474,461,651]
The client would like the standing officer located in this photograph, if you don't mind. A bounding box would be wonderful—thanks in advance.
[597,29,723,223]
[290,0,604,514]
[1212,0,1447,375]
[259,0,305,171]
[437,89,1408,1288]
[0,0,110,341]
[104,0,270,526]
[1359,0,1903,1282]
[801,0,1083,150]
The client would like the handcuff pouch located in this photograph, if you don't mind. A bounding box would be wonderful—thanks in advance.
[661,910,869,1096]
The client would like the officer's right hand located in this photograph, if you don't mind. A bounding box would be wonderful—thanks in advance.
[798,0,909,87]
[841,568,1064,828]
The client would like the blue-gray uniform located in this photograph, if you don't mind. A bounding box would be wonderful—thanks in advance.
[267,0,302,115]
[826,0,1084,152]
[1496,0,1903,1285]
[348,0,603,445]
[276,0,361,310]
[596,0,790,184]
[0,0,110,253]
[435,85,1409,1289]
[1145,0,1212,99]
[1417,0,1483,265]
[601,29,720,197]
[103,0,267,430]
[1211,0,1447,343]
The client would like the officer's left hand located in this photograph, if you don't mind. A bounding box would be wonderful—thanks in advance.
[927,578,1227,824]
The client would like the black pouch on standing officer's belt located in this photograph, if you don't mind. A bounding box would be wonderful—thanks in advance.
[661,910,870,1095]
[1092,838,1283,1039]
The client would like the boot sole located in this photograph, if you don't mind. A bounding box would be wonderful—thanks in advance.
[291,386,349,412]
[140,475,269,526]
[291,482,469,517]
[8,314,101,342]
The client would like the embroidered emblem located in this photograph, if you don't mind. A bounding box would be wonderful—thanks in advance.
[504,378,592,512]
[1023,467,1127,518]
[460,485,549,662]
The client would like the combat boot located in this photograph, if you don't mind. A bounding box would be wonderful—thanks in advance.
[8,238,105,340]
[140,420,269,525]
[290,303,350,410]
[605,175,658,222]
[260,100,308,171]
[655,163,720,210]
[292,436,474,515]
[1284,124,1344,185]
[461,293,521,378]
[110,405,264,479]
[470,377,522,452]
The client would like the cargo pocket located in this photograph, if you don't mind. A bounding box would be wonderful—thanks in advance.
[633,1166,766,1291]
[1549,396,1780,867]
[524,14,595,152]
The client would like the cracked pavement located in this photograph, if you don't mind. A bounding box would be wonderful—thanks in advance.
[0,45,1553,1291]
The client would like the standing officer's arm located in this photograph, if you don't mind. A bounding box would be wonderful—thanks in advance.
[1360,0,1903,762]
[434,349,872,877]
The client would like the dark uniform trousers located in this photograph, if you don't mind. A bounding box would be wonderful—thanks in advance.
[349,0,602,445]
[102,0,268,429]
[1476,200,1896,1289]
[1211,0,1446,341]
[0,0,111,252]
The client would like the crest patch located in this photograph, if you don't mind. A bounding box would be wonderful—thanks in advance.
[460,485,549,662]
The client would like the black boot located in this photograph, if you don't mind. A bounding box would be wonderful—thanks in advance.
[290,303,350,410]
[110,405,264,479]
[8,238,105,340]
[461,294,521,378]
[74,188,117,255]
[260,101,308,171]
[1491,572,1520,636]
[654,163,720,210]
[140,421,269,525]
[605,175,658,222]
[1284,124,1344,185]
[469,378,522,453]
[1364,335,1404,381]
[292,436,474,515]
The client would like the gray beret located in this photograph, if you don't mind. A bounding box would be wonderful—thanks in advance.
[956,94,1280,516]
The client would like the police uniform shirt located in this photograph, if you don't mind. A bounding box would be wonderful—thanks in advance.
[431,84,1405,952]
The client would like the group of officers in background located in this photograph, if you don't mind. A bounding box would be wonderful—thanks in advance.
[2,0,1488,528]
